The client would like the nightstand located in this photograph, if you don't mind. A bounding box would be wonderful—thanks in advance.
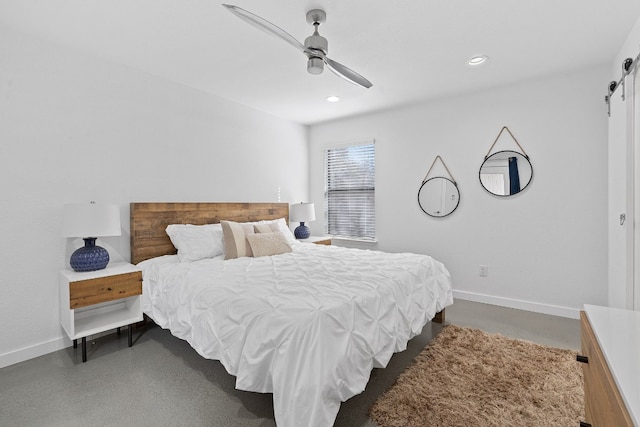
[302,236,332,245]
[59,262,143,362]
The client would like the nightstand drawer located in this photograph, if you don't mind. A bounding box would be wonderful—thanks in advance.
[313,238,331,245]
[303,236,332,245]
[70,271,142,309]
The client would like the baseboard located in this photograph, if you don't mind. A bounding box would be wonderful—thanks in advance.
[0,336,68,369]
[0,292,579,368]
[453,290,581,319]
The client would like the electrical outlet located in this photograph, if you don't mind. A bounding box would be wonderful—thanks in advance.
[479,265,488,277]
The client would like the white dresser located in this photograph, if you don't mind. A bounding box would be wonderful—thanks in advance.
[580,305,640,426]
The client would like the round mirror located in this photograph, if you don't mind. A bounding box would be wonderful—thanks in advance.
[479,150,532,196]
[418,177,460,217]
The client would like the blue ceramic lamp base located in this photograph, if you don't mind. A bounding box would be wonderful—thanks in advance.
[70,237,110,272]
[294,222,310,239]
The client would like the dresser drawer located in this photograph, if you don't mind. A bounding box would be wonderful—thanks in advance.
[69,271,142,309]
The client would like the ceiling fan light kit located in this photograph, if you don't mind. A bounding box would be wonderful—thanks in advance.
[307,57,324,74]
[222,4,372,89]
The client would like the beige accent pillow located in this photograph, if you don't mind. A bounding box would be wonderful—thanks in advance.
[253,223,279,234]
[250,218,296,245]
[246,232,292,257]
[221,220,255,259]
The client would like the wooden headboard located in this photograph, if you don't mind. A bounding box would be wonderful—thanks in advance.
[130,202,289,264]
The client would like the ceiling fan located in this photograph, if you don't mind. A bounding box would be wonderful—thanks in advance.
[222,4,373,89]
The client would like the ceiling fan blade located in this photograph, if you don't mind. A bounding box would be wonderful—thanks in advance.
[222,4,305,53]
[324,57,373,89]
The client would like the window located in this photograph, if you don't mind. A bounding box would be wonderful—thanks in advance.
[324,141,375,241]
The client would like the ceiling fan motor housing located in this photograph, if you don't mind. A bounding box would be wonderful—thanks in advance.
[305,33,328,54]
[304,31,328,75]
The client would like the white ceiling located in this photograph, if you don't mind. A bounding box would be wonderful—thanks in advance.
[2,0,639,125]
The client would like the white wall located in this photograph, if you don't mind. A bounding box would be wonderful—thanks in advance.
[0,27,308,367]
[310,66,609,318]
[608,14,640,309]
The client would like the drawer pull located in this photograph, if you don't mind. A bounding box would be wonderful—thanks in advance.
[107,287,112,291]
[580,422,592,427]
[576,354,589,364]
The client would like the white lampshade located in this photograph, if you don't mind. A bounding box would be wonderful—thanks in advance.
[61,203,121,237]
[290,203,316,223]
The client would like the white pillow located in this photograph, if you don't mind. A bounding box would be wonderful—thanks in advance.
[254,218,297,245]
[165,223,224,262]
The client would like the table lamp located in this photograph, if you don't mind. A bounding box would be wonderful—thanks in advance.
[61,202,121,272]
[289,202,316,239]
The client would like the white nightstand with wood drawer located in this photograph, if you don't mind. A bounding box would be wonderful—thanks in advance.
[59,262,143,362]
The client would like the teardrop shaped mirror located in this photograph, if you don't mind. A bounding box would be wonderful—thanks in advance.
[479,150,533,196]
[418,177,460,217]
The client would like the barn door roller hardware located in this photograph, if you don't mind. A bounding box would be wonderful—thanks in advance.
[605,55,639,116]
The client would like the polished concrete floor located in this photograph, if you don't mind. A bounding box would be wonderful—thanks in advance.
[0,300,580,427]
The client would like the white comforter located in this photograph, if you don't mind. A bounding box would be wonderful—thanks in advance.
[139,243,453,427]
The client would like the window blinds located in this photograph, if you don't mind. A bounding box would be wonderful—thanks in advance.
[324,142,376,241]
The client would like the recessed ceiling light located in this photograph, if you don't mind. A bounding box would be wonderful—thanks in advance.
[468,55,489,66]
[326,96,340,103]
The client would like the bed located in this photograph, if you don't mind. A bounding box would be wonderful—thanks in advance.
[130,202,453,427]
